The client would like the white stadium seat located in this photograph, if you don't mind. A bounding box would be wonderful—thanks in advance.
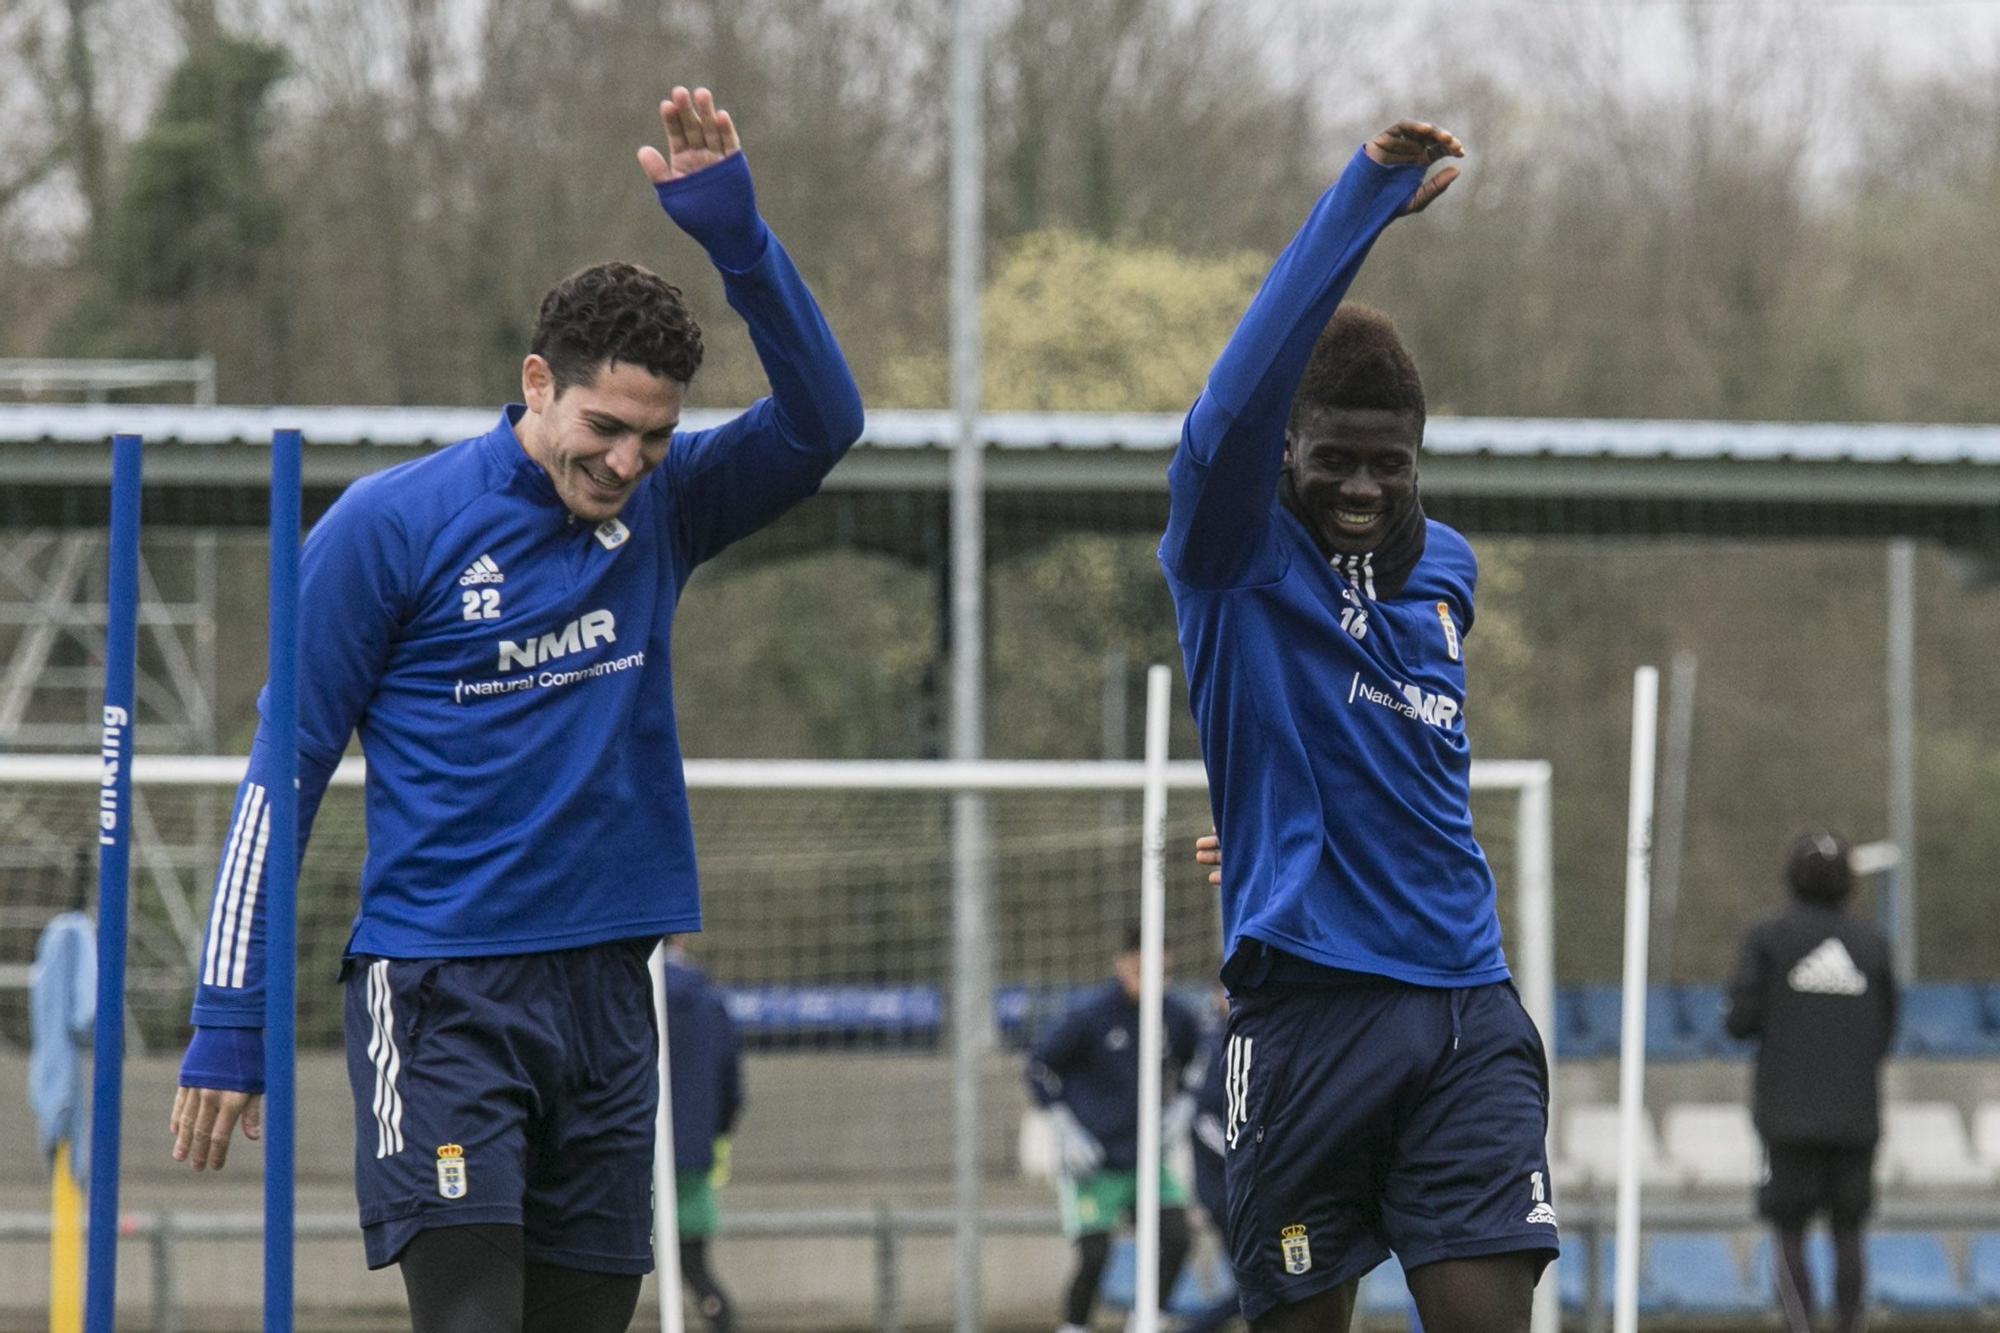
[1559,1103,1688,1191]
[1970,1103,2000,1180]
[1879,1102,1990,1189]
[1662,1102,1762,1188]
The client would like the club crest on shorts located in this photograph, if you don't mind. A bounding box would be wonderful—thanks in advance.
[1436,602,1460,661]
[436,1144,468,1200]
[1279,1223,1312,1275]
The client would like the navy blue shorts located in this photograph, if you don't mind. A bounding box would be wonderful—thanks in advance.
[1219,965,1558,1318]
[341,938,659,1274]
[1759,1142,1875,1228]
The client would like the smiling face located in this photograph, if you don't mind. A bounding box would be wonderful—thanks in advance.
[518,356,684,523]
[1284,406,1421,556]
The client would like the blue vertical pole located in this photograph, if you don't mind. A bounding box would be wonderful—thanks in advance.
[263,429,300,1332]
[85,434,142,1333]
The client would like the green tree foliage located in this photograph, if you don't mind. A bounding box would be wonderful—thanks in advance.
[62,34,287,360]
[875,229,1266,410]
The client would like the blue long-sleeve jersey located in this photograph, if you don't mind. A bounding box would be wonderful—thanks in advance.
[1159,146,1508,989]
[190,154,863,1031]
[665,956,743,1175]
[1025,980,1200,1173]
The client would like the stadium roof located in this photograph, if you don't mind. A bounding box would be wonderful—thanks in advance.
[4,404,1998,546]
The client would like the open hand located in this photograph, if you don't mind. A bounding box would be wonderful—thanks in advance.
[1195,829,1221,887]
[1365,119,1464,215]
[638,86,742,185]
[170,1084,262,1172]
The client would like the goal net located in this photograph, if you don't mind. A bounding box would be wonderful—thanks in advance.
[0,752,1552,1327]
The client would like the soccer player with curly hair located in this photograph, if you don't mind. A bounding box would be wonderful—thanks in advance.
[168,87,862,1333]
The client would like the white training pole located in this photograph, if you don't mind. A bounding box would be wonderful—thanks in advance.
[651,944,685,1333]
[1134,664,1174,1333]
[1613,666,1660,1333]
[1515,765,1561,1333]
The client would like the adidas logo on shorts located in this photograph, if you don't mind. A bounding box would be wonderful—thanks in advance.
[459,554,505,586]
[1788,938,1868,996]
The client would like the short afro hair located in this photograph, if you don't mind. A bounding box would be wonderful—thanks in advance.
[531,260,704,393]
[1288,304,1425,435]
[1786,831,1854,906]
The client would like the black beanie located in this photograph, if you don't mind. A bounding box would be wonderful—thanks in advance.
[1786,831,1854,906]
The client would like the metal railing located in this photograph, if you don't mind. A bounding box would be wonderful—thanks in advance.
[0,357,217,406]
[12,1195,2000,1331]
[0,1203,1067,1333]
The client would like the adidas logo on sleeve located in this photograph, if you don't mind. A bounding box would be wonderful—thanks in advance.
[1788,938,1868,996]
[458,554,505,586]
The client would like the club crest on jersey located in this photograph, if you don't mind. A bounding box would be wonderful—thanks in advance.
[436,1144,468,1199]
[594,518,630,551]
[1436,602,1460,661]
[1280,1224,1312,1275]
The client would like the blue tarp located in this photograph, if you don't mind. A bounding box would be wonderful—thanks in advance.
[28,912,95,1183]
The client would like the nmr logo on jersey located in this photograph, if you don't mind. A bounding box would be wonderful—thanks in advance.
[497,610,616,672]
[1347,672,1460,730]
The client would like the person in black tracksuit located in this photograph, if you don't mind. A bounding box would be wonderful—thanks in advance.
[1726,832,1898,1333]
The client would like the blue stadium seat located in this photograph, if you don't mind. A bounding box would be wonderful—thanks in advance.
[1560,986,1623,1060]
[1645,1233,1760,1314]
[1556,1239,1591,1312]
[1869,1233,1977,1312]
[1357,1258,1416,1319]
[1752,1233,1833,1310]
[1967,1232,2000,1304]
[1646,985,1717,1062]
[1675,984,1730,1055]
[1556,1237,1621,1315]
[1897,984,1991,1056]
[1554,985,1731,1060]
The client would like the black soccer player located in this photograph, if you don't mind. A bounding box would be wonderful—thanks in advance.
[1727,833,1898,1333]
[1163,121,1558,1333]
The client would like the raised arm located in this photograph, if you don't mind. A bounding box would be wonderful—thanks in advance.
[639,87,864,568]
[172,481,408,1169]
[1161,122,1460,589]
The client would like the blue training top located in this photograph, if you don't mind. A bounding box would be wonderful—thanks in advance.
[189,153,863,1033]
[1159,146,1509,989]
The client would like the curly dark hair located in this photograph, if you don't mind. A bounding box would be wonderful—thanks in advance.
[531,261,704,392]
[1288,304,1425,435]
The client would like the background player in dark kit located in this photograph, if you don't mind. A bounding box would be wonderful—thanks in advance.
[664,939,745,1333]
[1176,986,1243,1333]
[1727,832,1898,1333]
[168,86,862,1333]
[1162,120,1557,1333]
[1026,930,1202,1332]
